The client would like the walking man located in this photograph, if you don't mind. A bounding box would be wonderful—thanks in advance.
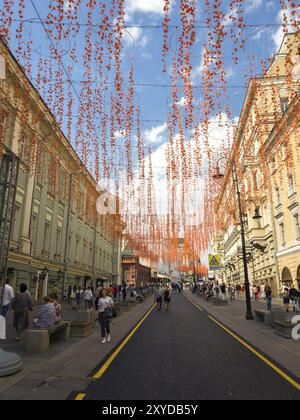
[1,279,14,318]
[265,285,272,311]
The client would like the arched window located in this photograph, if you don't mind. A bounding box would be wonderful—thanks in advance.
[297,266,300,289]
[282,267,292,285]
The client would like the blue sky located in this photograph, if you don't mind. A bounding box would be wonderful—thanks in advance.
[0,0,294,224]
[2,0,288,146]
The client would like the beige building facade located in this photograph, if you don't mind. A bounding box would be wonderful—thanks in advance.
[214,32,300,296]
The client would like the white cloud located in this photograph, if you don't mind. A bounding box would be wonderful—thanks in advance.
[144,123,168,144]
[225,67,235,79]
[272,7,300,51]
[246,0,263,13]
[123,27,150,50]
[126,0,174,15]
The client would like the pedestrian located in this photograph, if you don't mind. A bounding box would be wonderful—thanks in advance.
[265,286,272,311]
[98,289,114,344]
[71,286,77,310]
[67,285,72,304]
[155,286,163,311]
[1,279,14,318]
[260,283,266,300]
[220,283,227,300]
[63,289,68,304]
[228,284,235,301]
[283,287,290,313]
[11,283,33,341]
[113,285,118,300]
[84,286,94,310]
[289,286,299,313]
[75,288,81,311]
[253,285,259,301]
[34,296,56,329]
[49,293,62,324]
[122,283,127,301]
[164,286,171,311]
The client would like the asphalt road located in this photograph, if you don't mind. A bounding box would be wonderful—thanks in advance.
[82,293,300,400]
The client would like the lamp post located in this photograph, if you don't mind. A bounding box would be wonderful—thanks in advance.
[213,157,261,320]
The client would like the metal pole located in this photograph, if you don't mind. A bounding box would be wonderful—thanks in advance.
[231,161,254,320]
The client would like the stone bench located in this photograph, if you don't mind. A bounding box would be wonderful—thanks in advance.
[255,309,288,327]
[25,321,71,353]
[273,321,300,340]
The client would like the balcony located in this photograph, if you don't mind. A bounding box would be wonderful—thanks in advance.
[247,225,271,243]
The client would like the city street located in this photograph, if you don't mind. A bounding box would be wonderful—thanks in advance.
[78,293,300,400]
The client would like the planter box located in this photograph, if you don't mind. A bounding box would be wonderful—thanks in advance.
[70,321,93,338]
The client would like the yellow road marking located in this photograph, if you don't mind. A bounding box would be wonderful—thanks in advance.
[93,303,157,380]
[208,315,300,392]
[75,393,86,400]
[186,294,300,392]
[185,295,204,311]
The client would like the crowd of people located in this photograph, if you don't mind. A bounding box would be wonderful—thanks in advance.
[0,279,153,344]
[192,280,300,313]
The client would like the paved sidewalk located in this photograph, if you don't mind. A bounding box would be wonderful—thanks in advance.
[185,291,300,380]
[0,297,155,400]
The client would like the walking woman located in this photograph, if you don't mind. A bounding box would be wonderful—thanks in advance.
[164,286,171,311]
[98,289,114,344]
[11,284,33,341]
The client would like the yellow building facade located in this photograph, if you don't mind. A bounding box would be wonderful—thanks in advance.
[0,37,124,301]
[214,32,300,296]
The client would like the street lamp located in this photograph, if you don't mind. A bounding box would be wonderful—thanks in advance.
[213,157,254,320]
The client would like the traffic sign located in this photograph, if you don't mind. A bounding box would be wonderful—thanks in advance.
[209,254,223,270]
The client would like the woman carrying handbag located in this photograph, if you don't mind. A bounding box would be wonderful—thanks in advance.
[98,289,114,344]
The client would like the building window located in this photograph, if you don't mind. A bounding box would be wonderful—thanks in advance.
[275,186,281,206]
[76,239,80,262]
[279,222,286,245]
[253,172,258,191]
[43,222,51,252]
[56,229,62,256]
[58,171,66,203]
[31,214,38,249]
[288,174,296,196]
[89,246,93,267]
[77,191,85,218]
[280,97,289,113]
[293,214,300,240]
[67,235,72,260]
[12,206,21,242]
[83,243,87,263]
